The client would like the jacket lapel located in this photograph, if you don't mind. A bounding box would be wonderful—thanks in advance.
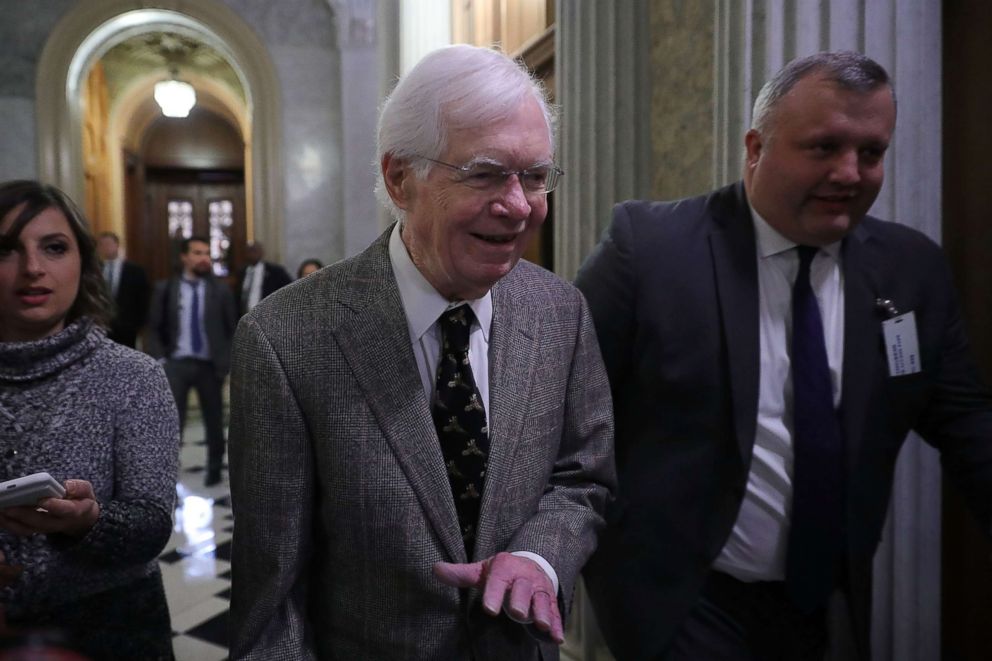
[331,233,467,563]
[839,224,884,467]
[474,276,539,558]
[708,184,761,465]
[168,277,181,348]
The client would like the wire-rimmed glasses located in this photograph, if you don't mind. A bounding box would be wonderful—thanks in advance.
[418,156,564,195]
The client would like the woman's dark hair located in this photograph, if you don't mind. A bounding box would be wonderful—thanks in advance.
[297,258,324,279]
[0,180,112,329]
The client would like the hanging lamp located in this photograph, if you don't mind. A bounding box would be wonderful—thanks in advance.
[154,68,196,118]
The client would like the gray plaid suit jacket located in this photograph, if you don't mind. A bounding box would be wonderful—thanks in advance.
[228,226,615,660]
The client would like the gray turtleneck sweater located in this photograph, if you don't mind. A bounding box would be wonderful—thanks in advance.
[0,318,179,619]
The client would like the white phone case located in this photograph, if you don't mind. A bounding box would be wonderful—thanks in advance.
[0,472,66,509]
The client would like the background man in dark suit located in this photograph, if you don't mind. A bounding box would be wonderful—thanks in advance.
[148,236,237,486]
[96,231,149,347]
[228,44,615,659]
[577,51,992,660]
[235,241,291,316]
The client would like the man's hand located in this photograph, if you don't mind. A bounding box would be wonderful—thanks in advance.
[0,479,100,538]
[434,552,564,644]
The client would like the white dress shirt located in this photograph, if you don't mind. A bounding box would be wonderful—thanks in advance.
[103,258,123,298]
[387,223,559,595]
[242,263,265,312]
[713,207,844,582]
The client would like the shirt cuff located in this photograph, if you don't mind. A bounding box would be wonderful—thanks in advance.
[510,551,559,596]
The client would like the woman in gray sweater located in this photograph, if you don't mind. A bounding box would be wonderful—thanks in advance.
[0,180,179,659]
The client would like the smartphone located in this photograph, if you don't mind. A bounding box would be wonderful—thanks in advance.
[0,472,67,509]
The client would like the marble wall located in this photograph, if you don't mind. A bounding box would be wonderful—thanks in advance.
[212,0,382,268]
[0,1,73,181]
[648,0,716,201]
[216,0,381,270]
[0,99,36,182]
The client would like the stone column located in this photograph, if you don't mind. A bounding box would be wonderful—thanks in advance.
[375,0,451,233]
[399,0,451,75]
[715,2,943,660]
[332,0,384,257]
[554,0,653,282]
[554,4,655,658]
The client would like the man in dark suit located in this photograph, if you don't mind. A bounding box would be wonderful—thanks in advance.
[235,241,291,316]
[577,51,992,660]
[148,236,237,486]
[228,45,615,659]
[96,232,149,347]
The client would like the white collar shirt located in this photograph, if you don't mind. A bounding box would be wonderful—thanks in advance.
[243,263,266,312]
[388,223,492,417]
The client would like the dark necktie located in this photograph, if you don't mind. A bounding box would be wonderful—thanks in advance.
[188,280,204,354]
[786,245,846,611]
[431,305,489,553]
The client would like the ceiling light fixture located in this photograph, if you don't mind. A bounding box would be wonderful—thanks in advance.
[154,69,196,118]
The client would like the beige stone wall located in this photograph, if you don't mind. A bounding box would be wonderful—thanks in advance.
[648,0,716,201]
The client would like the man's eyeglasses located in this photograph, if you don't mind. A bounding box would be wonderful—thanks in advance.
[419,156,564,195]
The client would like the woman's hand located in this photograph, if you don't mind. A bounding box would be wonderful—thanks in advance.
[0,479,100,538]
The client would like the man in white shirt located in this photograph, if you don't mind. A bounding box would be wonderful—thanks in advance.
[578,51,992,660]
[228,44,615,660]
[235,242,291,316]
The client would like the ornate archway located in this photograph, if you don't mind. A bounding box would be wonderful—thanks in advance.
[35,0,285,255]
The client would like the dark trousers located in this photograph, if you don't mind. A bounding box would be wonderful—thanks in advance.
[165,358,226,471]
[665,571,833,661]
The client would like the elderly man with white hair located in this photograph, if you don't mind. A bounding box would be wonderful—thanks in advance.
[228,44,616,660]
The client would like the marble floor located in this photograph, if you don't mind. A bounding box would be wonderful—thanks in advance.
[162,417,232,661]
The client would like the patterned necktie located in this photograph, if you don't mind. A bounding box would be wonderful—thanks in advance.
[786,245,846,611]
[431,305,490,553]
[188,280,204,354]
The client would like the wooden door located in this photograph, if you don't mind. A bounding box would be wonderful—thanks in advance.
[139,169,246,286]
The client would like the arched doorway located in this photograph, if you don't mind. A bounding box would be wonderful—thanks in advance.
[78,28,252,284]
[34,0,284,256]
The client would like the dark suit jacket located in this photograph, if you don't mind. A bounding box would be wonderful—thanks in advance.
[228,227,615,660]
[236,261,292,316]
[146,275,238,377]
[576,182,992,660]
[107,260,150,347]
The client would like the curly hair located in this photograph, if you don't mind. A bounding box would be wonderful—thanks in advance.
[0,180,112,330]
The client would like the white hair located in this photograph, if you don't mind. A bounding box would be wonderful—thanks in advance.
[374,44,557,222]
